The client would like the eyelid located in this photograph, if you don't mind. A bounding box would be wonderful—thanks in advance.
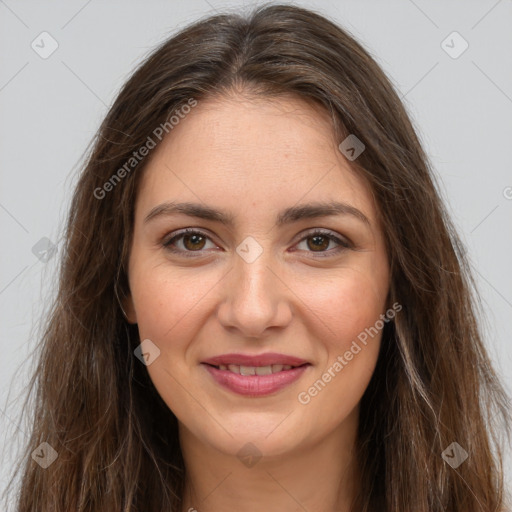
[161,227,352,257]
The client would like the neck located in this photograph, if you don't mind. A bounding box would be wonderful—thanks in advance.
[179,411,360,512]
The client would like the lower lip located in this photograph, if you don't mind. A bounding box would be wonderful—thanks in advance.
[202,364,310,397]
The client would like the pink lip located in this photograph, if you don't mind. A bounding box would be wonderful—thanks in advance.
[202,352,309,367]
[202,364,310,397]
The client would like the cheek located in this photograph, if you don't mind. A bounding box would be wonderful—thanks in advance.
[293,267,386,413]
[129,268,215,412]
[296,264,388,352]
[130,264,218,344]
[334,281,384,351]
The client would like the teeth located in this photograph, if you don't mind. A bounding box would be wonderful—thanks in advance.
[240,365,256,376]
[217,364,297,375]
[255,366,273,376]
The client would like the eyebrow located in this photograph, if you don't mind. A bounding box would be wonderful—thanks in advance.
[144,200,371,227]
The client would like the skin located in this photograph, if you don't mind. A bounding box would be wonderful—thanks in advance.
[123,92,390,512]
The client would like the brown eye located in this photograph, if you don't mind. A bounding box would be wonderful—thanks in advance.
[182,233,206,251]
[294,229,351,257]
[307,235,330,252]
[163,229,217,256]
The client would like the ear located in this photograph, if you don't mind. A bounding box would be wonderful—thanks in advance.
[122,293,138,324]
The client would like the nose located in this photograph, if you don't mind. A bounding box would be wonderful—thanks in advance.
[216,244,293,339]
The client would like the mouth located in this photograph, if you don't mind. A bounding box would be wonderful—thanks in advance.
[200,354,312,396]
[203,362,309,375]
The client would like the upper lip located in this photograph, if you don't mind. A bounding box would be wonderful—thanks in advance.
[202,352,310,367]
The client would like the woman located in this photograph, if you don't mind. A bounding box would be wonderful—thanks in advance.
[7,4,510,511]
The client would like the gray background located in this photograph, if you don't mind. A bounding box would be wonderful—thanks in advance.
[1,0,511,506]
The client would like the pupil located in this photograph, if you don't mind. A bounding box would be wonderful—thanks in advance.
[184,234,205,250]
[309,235,328,251]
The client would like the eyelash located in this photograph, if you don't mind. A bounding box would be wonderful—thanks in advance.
[162,228,352,258]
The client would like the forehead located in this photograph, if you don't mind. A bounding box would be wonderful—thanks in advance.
[135,93,377,225]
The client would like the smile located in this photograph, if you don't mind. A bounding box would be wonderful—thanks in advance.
[201,362,311,396]
[212,364,298,375]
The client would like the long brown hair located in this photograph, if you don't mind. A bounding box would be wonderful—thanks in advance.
[5,4,510,511]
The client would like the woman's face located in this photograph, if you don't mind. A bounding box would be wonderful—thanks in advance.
[124,93,390,459]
